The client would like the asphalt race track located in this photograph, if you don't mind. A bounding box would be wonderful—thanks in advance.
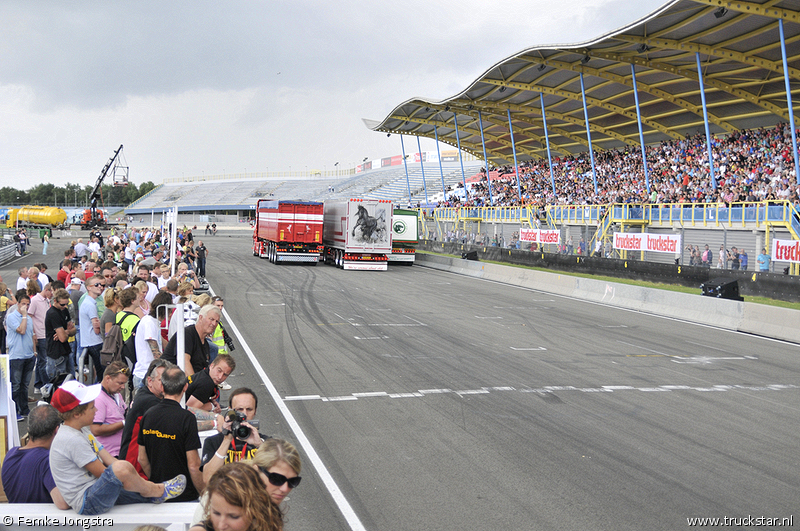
[195,232,798,531]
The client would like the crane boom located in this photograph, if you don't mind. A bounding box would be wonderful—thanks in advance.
[84,144,123,229]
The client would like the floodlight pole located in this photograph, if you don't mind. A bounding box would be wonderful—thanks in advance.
[540,92,556,197]
[434,125,447,202]
[400,135,412,206]
[695,52,717,191]
[631,65,651,195]
[416,135,429,204]
[507,109,522,202]
[477,110,494,206]
[453,113,469,201]
[779,19,800,184]
[579,72,598,196]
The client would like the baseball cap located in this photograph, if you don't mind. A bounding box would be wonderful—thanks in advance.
[51,380,102,413]
[70,278,82,285]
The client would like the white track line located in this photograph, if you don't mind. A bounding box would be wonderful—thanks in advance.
[210,286,365,531]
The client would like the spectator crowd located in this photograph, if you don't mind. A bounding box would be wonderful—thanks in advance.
[438,123,800,210]
[0,223,297,531]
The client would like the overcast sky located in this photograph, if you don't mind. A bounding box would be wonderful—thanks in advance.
[0,0,666,189]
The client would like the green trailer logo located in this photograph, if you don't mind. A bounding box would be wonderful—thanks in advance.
[393,220,407,235]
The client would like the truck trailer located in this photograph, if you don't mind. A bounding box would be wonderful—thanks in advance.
[322,199,393,270]
[252,200,324,263]
[389,208,419,264]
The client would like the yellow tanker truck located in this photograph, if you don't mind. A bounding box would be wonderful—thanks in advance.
[6,205,68,229]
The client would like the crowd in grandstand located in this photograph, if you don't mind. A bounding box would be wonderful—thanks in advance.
[440,123,800,209]
[1,226,298,530]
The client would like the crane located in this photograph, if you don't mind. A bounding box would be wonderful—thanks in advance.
[78,144,127,230]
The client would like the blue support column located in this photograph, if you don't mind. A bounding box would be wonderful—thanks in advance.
[780,19,800,184]
[416,135,429,204]
[540,93,556,196]
[400,135,412,206]
[506,109,522,201]
[631,65,651,194]
[477,110,494,206]
[695,52,717,191]
[434,125,447,202]
[579,72,598,195]
[453,113,469,201]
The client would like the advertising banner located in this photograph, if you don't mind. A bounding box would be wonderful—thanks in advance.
[441,150,459,162]
[771,239,800,263]
[519,228,560,244]
[613,232,681,254]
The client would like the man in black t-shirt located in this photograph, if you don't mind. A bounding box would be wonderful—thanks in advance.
[185,354,235,413]
[119,359,167,469]
[139,366,203,502]
[162,305,221,376]
[44,289,75,379]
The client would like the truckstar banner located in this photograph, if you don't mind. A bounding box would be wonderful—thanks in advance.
[519,228,560,244]
[613,232,681,254]
[771,239,800,263]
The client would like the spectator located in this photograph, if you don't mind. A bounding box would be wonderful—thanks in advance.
[717,245,726,269]
[185,354,235,413]
[135,264,159,303]
[16,267,28,291]
[190,462,283,531]
[248,438,302,506]
[757,247,771,272]
[138,366,204,502]
[49,380,186,515]
[79,277,105,379]
[7,294,34,421]
[29,283,52,392]
[701,244,712,267]
[91,361,130,458]
[1,405,69,508]
[201,387,268,484]
[119,359,169,473]
[100,287,121,336]
[740,249,749,271]
[0,281,17,355]
[44,288,75,380]
[163,304,221,376]
[133,291,173,389]
[195,241,208,278]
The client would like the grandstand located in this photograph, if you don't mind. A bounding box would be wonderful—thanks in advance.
[125,161,485,215]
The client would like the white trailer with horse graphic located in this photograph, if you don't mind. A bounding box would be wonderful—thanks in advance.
[322,199,393,270]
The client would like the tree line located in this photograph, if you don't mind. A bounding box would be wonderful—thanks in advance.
[0,181,158,208]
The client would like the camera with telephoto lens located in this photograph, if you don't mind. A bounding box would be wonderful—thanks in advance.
[222,327,235,351]
[225,410,259,439]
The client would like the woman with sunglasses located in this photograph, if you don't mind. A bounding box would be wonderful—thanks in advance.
[248,439,302,506]
[190,462,283,531]
[192,439,301,527]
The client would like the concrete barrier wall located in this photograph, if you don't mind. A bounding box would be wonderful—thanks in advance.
[417,253,800,344]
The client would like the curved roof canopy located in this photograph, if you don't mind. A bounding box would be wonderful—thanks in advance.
[365,0,800,165]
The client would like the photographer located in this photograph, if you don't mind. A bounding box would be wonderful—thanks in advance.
[201,387,269,483]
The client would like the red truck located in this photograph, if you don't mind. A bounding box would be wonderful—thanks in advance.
[252,200,324,263]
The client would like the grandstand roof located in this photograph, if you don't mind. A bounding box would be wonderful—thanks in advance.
[365,0,800,164]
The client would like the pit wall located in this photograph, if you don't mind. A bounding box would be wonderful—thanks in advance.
[416,252,800,344]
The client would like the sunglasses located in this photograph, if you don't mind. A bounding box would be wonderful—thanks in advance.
[110,366,130,376]
[258,467,301,489]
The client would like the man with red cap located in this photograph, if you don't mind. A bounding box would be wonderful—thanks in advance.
[48,380,186,515]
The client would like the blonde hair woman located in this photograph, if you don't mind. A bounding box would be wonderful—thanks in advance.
[190,463,282,531]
